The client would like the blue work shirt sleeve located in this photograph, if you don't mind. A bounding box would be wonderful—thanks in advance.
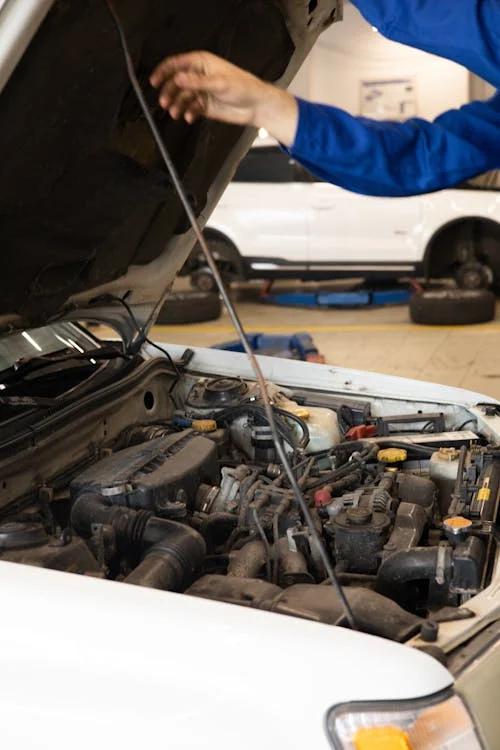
[352,0,500,88]
[288,93,500,197]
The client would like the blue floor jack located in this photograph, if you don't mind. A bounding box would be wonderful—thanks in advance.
[214,332,325,363]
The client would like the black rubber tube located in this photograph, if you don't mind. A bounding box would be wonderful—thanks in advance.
[71,493,206,591]
[306,467,363,493]
[334,439,434,458]
[376,547,449,599]
[330,472,363,495]
[126,517,206,590]
[71,491,125,534]
[395,474,436,512]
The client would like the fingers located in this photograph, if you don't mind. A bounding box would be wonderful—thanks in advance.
[184,98,205,124]
[169,90,202,120]
[150,52,207,89]
[149,51,255,126]
[158,77,181,109]
[158,71,226,113]
[174,72,226,94]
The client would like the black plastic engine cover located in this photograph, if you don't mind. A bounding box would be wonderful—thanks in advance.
[71,429,219,513]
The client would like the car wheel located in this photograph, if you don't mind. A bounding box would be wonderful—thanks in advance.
[410,289,496,325]
[191,268,218,293]
[156,291,222,325]
[455,261,493,291]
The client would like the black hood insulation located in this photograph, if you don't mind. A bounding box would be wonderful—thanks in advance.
[0,0,294,324]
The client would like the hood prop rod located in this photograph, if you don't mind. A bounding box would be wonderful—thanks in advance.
[104,0,357,630]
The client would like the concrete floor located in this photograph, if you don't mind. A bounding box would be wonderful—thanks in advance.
[150,281,500,401]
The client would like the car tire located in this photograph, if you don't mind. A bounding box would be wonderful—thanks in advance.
[410,289,496,325]
[455,261,493,291]
[156,291,222,325]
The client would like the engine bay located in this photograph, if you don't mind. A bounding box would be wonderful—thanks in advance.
[0,362,498,646]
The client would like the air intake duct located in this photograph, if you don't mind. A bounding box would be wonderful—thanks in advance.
[71,492,205,591]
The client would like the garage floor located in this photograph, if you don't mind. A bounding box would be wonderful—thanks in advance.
[150,282,500,401]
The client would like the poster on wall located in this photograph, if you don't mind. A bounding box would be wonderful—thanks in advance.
[360,78,418,120]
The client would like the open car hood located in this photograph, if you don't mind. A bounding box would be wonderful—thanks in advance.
[0,0,341,344]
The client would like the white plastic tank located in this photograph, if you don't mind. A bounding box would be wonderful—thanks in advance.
[269,386,341,453]
[430,447,461,515]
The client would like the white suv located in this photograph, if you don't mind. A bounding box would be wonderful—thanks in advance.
[185,146,500,292]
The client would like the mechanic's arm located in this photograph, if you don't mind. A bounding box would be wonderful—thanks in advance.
[151,52,500,197]
[352,0,500,88]
[288,94,500,196]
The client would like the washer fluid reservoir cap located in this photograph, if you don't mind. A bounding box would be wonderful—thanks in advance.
[192,419,218,433]
[378,448,408,464]
[286,406,310,420]
[436,447,460,462]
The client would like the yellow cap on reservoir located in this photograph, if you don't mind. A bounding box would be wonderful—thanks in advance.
[192,419,218,433]
[378,448,408,464]
[288,406,310,420]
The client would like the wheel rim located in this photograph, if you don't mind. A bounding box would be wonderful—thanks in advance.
[196,274,216,292]
[456,262,491,291]
[461,269,483,289]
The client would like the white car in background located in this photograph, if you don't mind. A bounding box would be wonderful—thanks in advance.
[185,145,500,293]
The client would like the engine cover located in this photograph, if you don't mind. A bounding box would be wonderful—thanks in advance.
[70,429,219,515]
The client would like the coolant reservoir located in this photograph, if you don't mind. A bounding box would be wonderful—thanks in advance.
[430,447,461,515]
[272,388,341,453]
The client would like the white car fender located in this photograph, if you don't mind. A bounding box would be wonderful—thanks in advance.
[0,561,452,750]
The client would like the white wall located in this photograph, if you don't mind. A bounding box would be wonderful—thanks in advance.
[290,2,470,121]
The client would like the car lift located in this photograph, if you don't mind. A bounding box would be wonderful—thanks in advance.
[259,280,411,309]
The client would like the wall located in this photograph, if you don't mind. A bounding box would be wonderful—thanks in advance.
[290,2,470,121]
[470,75,496,102]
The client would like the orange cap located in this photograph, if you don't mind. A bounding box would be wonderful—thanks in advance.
[443,516,472,533]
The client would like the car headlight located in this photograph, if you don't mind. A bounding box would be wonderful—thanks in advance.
[327,692,482,749]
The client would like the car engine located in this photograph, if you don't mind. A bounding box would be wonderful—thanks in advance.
[0,370,498,645]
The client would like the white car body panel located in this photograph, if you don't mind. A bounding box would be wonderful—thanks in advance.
[209,179,500,269]
[0,0,54,94]
[159,342,499,412]
[0,561,452,750]
[309,183,424,263]
[216,183,311,262]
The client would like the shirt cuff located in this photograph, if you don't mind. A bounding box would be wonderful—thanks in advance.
[286,97,309,157]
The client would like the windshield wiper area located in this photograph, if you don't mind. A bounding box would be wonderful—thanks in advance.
[0,346,131,411]
[1,345,128,385]
[0,395,62,409]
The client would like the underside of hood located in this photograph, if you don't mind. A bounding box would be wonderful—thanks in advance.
[0,0,340,340]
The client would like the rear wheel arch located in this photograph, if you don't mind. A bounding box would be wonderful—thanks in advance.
[423,216,500,280]
[194,228,245,277]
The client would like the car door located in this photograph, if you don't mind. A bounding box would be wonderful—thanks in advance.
[309,181,424,273]
[212,147,311,270]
